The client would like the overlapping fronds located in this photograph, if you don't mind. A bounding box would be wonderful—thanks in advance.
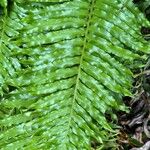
[0,0,150,149]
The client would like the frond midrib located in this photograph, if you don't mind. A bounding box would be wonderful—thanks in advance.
[67,0,96,137]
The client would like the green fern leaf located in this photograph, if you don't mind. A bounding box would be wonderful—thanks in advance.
[0,0,150,149]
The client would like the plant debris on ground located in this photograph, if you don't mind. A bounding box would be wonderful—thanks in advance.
[118,1,150,149]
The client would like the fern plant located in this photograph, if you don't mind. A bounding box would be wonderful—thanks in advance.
[0,0,150,149]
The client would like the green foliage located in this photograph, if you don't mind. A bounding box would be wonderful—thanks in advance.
[0,0,150,149]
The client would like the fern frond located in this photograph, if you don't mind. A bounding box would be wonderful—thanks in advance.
[0,0,150,149]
